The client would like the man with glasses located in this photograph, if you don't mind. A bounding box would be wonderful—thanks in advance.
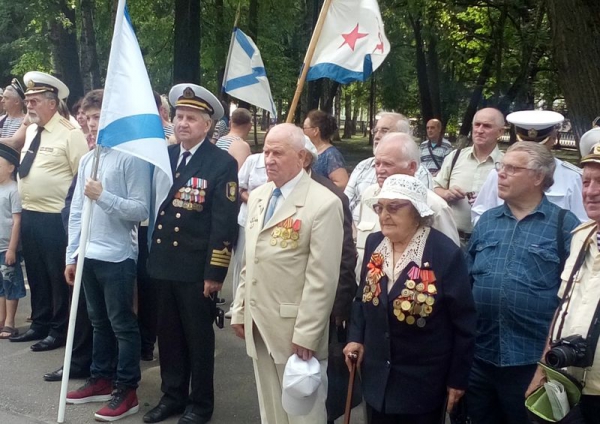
[472,110,587,224]
[344,112,433,224]
[466,142,580,423]
[434,108,505,244]
[9,72,88,350]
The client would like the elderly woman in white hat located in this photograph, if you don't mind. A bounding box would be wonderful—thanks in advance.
[344,174,476,423]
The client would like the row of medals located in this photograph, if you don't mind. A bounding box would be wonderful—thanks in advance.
[270,227,299,248]
[393,279,437,327]
[173,187,206,212]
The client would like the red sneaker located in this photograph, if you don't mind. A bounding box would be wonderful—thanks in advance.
[66,377,113,404]
[94,387,139,422]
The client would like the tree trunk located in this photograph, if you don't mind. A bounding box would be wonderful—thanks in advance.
[426,32,442,120]
[174,0,201,83]
[322,81,340,114]
[49,0,84,107]
[79,0,102,93]
[409,13,434,127]
[342,91,352,139]
[215,0,227,96]
[547,0,600,138]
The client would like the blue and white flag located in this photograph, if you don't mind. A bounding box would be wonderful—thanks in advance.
[97,0,172,214]
[307,0,390,83]
[223,28,277,117]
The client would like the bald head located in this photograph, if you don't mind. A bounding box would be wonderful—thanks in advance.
[472,108,505,151]
[374,133,420,186]
[426,119,442,142]
[264,124,307,187]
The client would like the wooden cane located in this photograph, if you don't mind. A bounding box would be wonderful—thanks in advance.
[344,352,358,424]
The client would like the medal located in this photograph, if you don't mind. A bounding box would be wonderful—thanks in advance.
[406,315,415,325]
[416,293,427,303]
[416,283,425,292]
[372,297,379,306]
[393,299,402,308]
[425,296,435,306]
[424,305,433,314]
[281,240,288,248]
[291,232,299,241]
[290,241,298,249]
[270,239,277,246]
[393,308,401,317]
[397,312,405,322]
[406,280,416,289]
[428,284,437,294]
[416,318,426,328]
[400,300,411,311]
[363,286,370,294]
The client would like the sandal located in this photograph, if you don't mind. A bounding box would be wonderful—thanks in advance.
[0,326,18,339]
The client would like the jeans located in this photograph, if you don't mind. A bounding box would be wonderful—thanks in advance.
[467,358,537,424]
[83,258,140,388]
[0,251,25,300]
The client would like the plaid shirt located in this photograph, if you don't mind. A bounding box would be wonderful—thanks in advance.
[467,196,580,366]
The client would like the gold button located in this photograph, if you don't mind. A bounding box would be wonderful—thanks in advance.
[176,213,181,218]
[157,224,163,230]
[160,211,165,216]
[156,239,161,244]
[173,241,178,247]
[174,227,180,232]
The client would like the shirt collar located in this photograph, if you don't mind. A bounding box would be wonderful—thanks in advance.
[468,145,502,164]
[278,169,305,200]
[42,111,62,133]
[256,153,266,169]
[493,195,551,219]
[180,140,203,158]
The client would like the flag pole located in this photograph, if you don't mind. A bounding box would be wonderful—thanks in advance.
[57,145,102,423]
[221,2,242,97]
[285,0,333,123]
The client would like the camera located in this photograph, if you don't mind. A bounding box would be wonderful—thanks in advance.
[214,307,225,329]
[545,335,592,369]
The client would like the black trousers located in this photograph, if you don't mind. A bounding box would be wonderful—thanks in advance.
[21,210,69,339]
[155,279,216,419]
[137,226,156,355]
[367,403,444,424]
[581,395,600,424]
[70,286,92,375]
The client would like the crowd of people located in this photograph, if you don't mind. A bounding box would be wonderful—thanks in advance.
[2,69,600,424]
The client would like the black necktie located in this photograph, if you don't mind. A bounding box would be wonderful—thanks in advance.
[175,150,191,178]
[19,126,44,179]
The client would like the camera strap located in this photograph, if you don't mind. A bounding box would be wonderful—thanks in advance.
[551,225,597,342]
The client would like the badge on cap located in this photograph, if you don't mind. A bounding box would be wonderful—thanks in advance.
[183,87,195,99]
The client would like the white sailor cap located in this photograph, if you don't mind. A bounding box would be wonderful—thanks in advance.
[506,110,564,143]
[168,84,223,121]
[580,128,600,158]
[23,71,70,100]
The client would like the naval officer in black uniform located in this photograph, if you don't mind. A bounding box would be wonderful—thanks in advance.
[143,84,239,424]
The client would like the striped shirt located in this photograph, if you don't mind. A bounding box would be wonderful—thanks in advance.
[0,115,24,138]
[419,138,453,173]
[216,135,241,151]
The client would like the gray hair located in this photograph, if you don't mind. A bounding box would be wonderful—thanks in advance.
[266,123,305,151]
[473,107,505,128]
[507,141,555,190]
[378,132,421,166]
[3,86,24,104]
[379,112,412,135]
[42,91,60,103]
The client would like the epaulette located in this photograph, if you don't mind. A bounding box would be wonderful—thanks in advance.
[59,118,76,130]
[561,160,583,175]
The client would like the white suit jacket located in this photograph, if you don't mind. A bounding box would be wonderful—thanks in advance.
[231,171,344,364]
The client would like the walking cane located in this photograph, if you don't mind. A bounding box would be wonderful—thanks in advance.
[344,352,358,424]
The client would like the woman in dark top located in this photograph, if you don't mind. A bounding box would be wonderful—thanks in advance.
[303,109,349,189]
[344,174,476,424]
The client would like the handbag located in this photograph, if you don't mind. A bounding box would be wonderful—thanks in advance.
[526,363,585,424]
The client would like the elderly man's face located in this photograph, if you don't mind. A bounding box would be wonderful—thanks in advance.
[583,164,600,223]
[264,128,305,187]
[426,120,441,141]
[1,90,21,114]
[25,93,56,126]
[174,107,211,148]
[372,115,399,153]
[497,151,542,203]
[472,109,503,150]
[374,141,415,187]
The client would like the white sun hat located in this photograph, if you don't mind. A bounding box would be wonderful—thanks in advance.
[281,354,321,416]
[364,174,434,218]
[580,128,600,158]
[303,135,318,163]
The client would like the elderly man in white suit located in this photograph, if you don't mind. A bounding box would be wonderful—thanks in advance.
[231,123,344,424]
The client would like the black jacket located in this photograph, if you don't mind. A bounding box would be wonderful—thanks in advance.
[348,229,476,415]
[147,140,239,283]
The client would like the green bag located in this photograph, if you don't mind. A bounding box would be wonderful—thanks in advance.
[525,363,585,423]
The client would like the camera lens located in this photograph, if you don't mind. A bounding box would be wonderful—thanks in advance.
[546,346,576,368]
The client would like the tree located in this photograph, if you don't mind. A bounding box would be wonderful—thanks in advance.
[173,0,201,83]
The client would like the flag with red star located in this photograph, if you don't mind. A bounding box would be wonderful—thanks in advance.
[307,0,390,83]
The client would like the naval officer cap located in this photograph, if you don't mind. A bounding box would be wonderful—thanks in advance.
[168,84,223,121]
[23,71,70,100]
[580,128,600,158]
[506,110,564,144]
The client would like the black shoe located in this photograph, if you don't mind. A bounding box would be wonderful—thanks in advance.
[43,367,89,382]
[178,411,209,424]
[143,403,186,423]
[9,328,46,343]
[30,335,66,352]
[141,350,154,362]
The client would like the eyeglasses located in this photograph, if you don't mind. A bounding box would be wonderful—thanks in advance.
[370,127,390,136]
[494,162,533,176]
[302,126,315,130]
[372,201,411,215]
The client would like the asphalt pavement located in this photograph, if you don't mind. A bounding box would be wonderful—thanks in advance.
[0,266,366,424]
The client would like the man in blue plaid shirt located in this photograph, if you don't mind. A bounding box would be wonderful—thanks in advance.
[466,142,580,424]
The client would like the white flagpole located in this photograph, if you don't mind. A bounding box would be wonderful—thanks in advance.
[57,145,101,422]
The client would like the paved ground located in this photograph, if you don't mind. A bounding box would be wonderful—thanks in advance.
[0,267,367,424]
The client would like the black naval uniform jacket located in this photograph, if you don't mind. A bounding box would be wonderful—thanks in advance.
[147,140,239,283]
[348,230,476,415]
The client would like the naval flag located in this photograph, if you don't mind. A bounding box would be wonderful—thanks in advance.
[306,0,390,83]
[223,28,277,117]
